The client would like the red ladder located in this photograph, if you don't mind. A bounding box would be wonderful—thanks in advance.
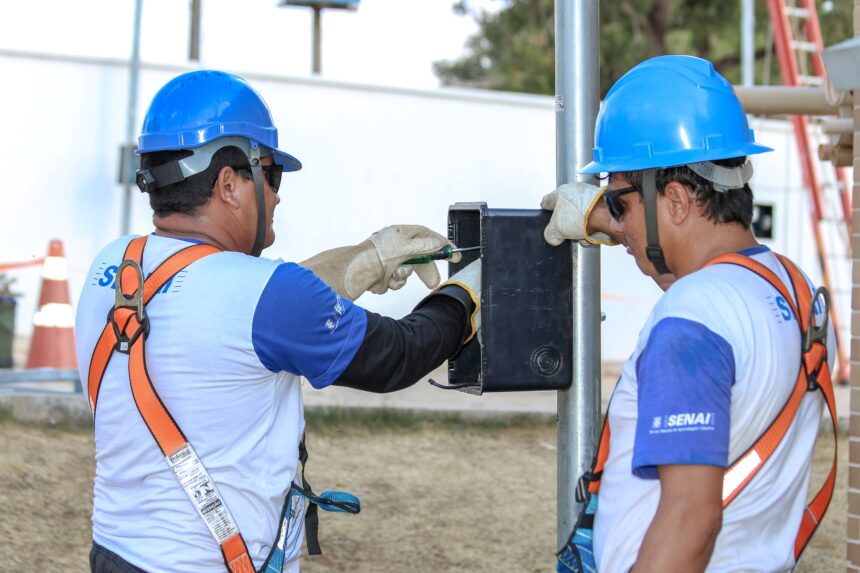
[766,0,851,383]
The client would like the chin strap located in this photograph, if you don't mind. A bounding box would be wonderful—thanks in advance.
[249,143,267,258]
[641,168,671,275]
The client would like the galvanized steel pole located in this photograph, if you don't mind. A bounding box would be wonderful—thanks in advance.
[312,6,322,74]
[189,0,202,62]
[555,0,601,553]
[121,0,143,235]
[741,0,755,86]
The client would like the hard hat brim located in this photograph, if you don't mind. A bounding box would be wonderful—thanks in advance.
[273,149,302,172]
[579,142,773,174]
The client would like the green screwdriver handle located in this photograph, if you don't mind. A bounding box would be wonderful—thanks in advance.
[403,245,456,265]
[403,245,480,265]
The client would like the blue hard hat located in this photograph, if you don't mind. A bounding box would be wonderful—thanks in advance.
[580,55,771,174]
[138,70,301,172]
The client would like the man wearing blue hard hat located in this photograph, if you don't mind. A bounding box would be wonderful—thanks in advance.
[543,55,836,572]
[74,70,481,573]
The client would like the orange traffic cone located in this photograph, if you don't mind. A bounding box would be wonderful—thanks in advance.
[26,239,77,369]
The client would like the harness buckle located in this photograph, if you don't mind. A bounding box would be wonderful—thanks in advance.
[115,260,146,319]
[803,286,830,353]
[575,471,594,503]
[806,370,820,392]
[111,259,149,353]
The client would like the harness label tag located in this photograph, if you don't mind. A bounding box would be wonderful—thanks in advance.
[167,444,241,544]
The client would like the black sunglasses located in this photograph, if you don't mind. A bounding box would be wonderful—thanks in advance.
[603,185,640,221]
[234,164,284,193]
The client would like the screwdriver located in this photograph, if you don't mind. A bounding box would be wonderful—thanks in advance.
[404,245,481,265]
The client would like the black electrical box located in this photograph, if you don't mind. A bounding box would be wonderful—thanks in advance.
[446,202,573,394]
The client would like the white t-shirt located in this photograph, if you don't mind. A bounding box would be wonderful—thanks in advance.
[76,235,367,572]
[594,246,830,573]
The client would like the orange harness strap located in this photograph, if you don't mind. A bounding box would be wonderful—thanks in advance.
[583,252,836,560]
[585,416,609,496]
[87,237,220,418]
[709,253,837,559]
[87,236,255,573]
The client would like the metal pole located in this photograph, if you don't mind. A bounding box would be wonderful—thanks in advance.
[741,0,755,86]
[312,6,322,74]
[555,0,601,553]
[189,0,201,62]
[121,0,143,236]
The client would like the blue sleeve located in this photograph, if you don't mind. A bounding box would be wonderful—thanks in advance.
[252,263,367,389]
[632,317,734,479]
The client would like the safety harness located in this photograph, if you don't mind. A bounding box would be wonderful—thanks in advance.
[577,252,837,560]
[87,236,359,572]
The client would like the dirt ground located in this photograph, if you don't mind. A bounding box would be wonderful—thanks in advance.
[0,408,847,572]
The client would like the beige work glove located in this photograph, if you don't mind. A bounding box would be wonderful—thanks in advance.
[301,225,461,301]
[431,259,481,344]
[541,182,619,246]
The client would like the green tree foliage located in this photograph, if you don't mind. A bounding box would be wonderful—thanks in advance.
[434,0,854,97]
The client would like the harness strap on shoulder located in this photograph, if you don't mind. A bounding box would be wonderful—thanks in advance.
[87,237,262,573]
[87,237,146,417]
[705,253,836,559]
[706,254,808,505]
[775,254,838,559]
[582,251,836,561]
[89,236,357,571]
[87,237,220,418]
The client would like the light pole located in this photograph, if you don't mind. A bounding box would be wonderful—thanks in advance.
[741,0,755,86]
[279,0,360,75]
[189,0,202,62]
[119,0,144,236]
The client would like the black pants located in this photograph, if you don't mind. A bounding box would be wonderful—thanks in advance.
[90,542,147,573]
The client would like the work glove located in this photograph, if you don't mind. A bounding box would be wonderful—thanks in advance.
[541,182,619,246]
[301,225,460,301]
[425,259,482,345]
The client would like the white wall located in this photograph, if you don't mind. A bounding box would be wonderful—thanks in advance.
[0,50,847,362]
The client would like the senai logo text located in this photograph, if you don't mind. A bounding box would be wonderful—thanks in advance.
[92,264,180,295]
[650,411,715,434]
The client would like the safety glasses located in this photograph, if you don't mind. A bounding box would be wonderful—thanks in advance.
[235,164,284,193]
[262,164,284,192]
[603,185,640,221]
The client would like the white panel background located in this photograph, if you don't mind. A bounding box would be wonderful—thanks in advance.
[0,51,847,362]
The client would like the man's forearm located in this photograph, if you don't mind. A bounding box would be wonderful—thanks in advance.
[334,290,471,393]
[632,501,721,572]
[632,465,723,573]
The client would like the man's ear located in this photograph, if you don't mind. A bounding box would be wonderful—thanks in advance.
[213,166,242,210]
[661,180,692,225]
